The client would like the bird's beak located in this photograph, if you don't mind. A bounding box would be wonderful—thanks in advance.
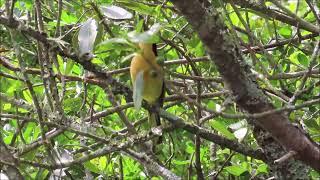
[133,70,144,110]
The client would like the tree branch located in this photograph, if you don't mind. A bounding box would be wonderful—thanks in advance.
[170,0,320,171]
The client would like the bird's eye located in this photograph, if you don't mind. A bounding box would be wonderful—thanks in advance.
[150,70,158,78]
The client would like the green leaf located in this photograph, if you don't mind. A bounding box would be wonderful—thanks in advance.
[98,38,132,50]
[35,169,49,180]
[23,90,33,103]
[173,159,190,165]
[257,164,268,174]
[229,12,240,26]
[279,26,292,38]
[135,19,144,33]
[84,161,100,174]
[64,59,75,75]
[175,66,185,74]
[207,100,215,110]
[210,121,235,140]
[5,80,21,95]
[3,103,11,110]
[63,97,82,113]
[3,134,13,144]
[91,58,105,66]
[289,51,301,65]
[224,165,247,176]
[118,1,155,15]
[17,0,33,11]
[304,119,320,132]
[282,62,290,72]
[297,53,309,67]
[99,156,107,170]
[61,11,78,24]
[186,141,194,154]
[23,122,36,143]
[309,169,320,179]
[194,41,205,57]
[31,125,41,141]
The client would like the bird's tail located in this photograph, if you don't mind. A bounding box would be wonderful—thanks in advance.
[148,109,162,144]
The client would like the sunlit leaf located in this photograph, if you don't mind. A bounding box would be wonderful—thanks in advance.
[233,128,248,142]
[61,11,77,24]
[279,26,292,38]
[224,165,248,176]
[100,5,133,20]
[135,19,144,33]
[23,90,33,103]
[186,141,194,154]
[257,164,268,174]
[23,122,37,143]
[3,103,11,110]
[99,156,107,170]
[78,18,98,57]
[84,161,100,174]
[289,51,301,65]
[210,121,235,140]
[173,159,190,165]
[98,38,132,51]
[128,23,161,43]
[0,173,9,180]
[229,120,247,130]
[64,60,75,75]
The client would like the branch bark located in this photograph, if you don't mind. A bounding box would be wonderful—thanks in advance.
[0,136,24,180]
[230,0,320,34]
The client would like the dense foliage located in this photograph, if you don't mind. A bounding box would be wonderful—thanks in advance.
[0,0,319,179]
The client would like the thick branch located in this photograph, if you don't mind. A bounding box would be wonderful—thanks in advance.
[0,136,24,180]
[230,0,320,33]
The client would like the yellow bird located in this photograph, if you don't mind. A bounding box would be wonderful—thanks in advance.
[130,43,164,137]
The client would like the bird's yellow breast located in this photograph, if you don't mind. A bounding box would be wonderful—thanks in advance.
[130,54,163,104]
